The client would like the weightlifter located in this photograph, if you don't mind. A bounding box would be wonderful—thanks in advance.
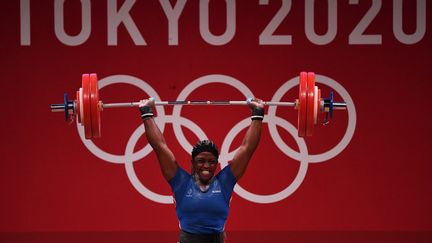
[138,97,264,243]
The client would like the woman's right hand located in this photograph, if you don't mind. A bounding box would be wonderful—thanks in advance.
[139,97,155,107]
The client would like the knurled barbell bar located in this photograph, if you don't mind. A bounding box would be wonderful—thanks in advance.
[50,72,347,139]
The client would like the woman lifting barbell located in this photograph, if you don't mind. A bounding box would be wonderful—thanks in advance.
[138,97,265,243]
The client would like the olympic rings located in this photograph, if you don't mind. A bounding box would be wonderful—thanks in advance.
[77,74,357,204]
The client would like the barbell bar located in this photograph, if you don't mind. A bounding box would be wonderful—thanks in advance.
[50,72,347,139]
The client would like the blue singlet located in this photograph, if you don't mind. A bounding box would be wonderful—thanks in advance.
[169,165,237,234]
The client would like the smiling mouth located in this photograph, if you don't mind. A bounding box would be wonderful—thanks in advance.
[201,170,210,176]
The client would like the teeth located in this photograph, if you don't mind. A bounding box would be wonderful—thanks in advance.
[202,171,210,175]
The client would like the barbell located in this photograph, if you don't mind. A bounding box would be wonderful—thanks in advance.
[50,72,347,139]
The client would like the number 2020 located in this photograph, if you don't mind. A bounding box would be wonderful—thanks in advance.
[260,0,426,45]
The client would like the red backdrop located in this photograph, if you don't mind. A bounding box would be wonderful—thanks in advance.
[1,0,431,242]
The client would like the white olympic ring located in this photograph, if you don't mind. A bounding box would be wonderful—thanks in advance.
[219,116,309,204]
[267,74,356,163]
[125,115,208,204]
[77,75,167,164]
[77,74,357,204]
[172,74,255,154]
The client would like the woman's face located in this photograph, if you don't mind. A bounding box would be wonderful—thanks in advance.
[192,151,218,184]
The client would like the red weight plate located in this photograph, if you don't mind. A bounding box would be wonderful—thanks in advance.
[79,88,84,124]
[315,88,321,125]
[306,72,315,136]
[76,90,81,124]
[313,86,318,125]
[298,72,307,137]
[82,74,92,139]
[89,73,101,138]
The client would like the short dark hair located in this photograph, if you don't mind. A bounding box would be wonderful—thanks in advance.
[191,140,219,160]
